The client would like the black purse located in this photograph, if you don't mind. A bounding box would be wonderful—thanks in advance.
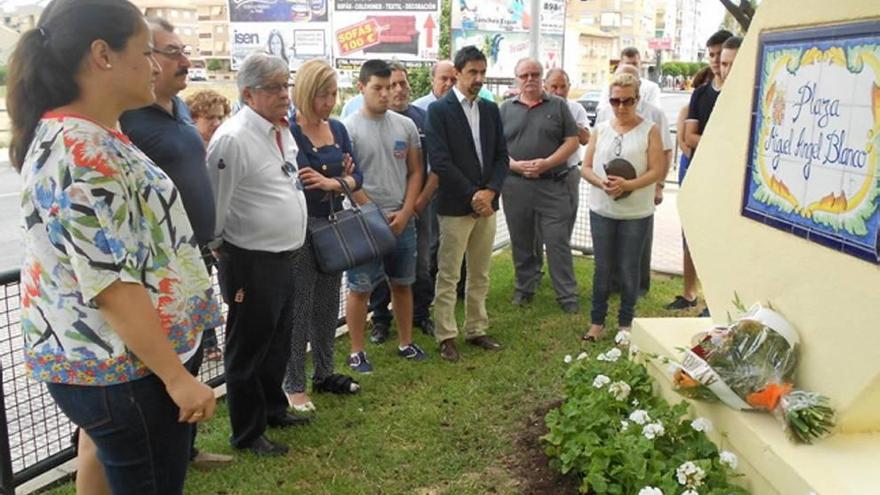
[308,178,396,274]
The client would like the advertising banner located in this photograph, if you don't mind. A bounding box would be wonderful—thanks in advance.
[228,0,332,70]
[451,0,561,34]
[331,5,440,68]
[742,21,880,263]
[451,29,562,78]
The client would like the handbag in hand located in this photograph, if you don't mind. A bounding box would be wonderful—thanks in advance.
[308,178,396,274]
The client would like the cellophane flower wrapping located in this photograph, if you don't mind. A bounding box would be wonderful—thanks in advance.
[670,305,834,443]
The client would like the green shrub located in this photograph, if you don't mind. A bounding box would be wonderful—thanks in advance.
[0,65,6,85]
[543,340,749,495]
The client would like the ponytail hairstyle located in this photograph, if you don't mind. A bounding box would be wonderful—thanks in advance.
[6,0,144,171]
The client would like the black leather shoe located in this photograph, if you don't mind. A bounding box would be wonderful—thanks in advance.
[237,435,289,456]
[416,318,435,336]
[267,413,311,428]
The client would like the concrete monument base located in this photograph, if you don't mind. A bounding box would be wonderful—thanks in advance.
[633,317,880,495]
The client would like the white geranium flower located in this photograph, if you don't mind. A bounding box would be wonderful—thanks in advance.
[620,420,630,432]
[690,417,713,433]
[563,354,573,364]
[682,490,699,495]
[576,351,589,361]
[608,381,631,401]
[614,329,631,346]
[629,409,651,425]
[631,398,640,407]
[629,344,640,356]
[676,461,706,487]
[638,486,663,495]
[642,422,665,440]
[592,374,611,388]
[719,450,738,470]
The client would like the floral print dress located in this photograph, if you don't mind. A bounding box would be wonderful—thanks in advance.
[19,112,222,386]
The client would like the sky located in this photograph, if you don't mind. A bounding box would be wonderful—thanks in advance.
[698,0,730,42]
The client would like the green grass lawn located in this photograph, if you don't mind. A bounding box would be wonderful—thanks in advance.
[43,252,695,495]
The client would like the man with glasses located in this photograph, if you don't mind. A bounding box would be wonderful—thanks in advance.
[499,58,579,313]
[118,17,231,469]
[207,52,311,457]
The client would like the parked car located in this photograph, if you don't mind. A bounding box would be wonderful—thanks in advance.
[189,67,207,81]
[577,90,601,126]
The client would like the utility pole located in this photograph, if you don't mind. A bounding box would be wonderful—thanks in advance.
[529,0,541,59]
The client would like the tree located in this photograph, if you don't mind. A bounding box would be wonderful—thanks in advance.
[206,59,223,71]
[408,66,432,99]
[661,62,682,77]
[719,0,757,32]
[439,0,451,59]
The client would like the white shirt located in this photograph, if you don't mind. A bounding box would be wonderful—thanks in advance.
[207,105,308,252]
[596,77,661,119]
[413,91,438,111]
[453,85,483,167]
[596,100,673,152]
[590,119,655,220]
[566,99,590,168]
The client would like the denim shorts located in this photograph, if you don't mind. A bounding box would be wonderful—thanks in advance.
[347,220,417,292]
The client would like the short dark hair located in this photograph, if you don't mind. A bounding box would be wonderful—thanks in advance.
[453,45,487,72]
[707,29,734,47]
[722,36,743,50]
[620,46,640,59]
[358,59,391,85]
[7,0,144,170]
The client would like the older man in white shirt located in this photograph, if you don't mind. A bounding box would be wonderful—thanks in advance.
[207,53,310,457]
[596,46,662,117]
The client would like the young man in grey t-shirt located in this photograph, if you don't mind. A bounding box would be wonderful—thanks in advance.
[343,60,427,373]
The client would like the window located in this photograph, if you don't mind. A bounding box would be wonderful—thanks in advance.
[199,33,212,39]
[170,9,179,18]
[216,25,225,34]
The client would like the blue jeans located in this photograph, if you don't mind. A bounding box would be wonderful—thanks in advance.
[347,220,417,293]
[589,211,652,327]
[48,372,193,494]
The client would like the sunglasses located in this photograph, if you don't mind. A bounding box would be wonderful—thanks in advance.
[281,161,304,190]
[609,97,637,107]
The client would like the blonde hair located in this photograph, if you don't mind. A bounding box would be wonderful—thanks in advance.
[609,72,640,98]
[184,89,231,120]
[294,59,337,122]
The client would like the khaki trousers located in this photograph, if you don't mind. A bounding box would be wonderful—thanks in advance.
[433,213,497,342]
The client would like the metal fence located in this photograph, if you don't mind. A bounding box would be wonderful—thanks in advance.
[0,205,517,493]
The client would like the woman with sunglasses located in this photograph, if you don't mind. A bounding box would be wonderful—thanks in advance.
[7,0,220,492]
[581,72,665,342]
[283,59,364,413]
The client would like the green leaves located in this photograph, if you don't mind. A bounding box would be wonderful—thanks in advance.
[543,343,748,494]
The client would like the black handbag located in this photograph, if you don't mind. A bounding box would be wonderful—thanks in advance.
[308,178,396,274]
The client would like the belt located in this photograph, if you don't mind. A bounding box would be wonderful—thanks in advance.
[224,243,302,260]
[509,165,570,181]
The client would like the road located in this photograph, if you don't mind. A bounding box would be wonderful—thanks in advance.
[0,90,694,275]
[0,158,22,273]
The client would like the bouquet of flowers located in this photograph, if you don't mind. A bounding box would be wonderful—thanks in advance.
[670,302,835,443]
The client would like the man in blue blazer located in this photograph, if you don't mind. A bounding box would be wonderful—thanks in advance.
[425,46,509,362]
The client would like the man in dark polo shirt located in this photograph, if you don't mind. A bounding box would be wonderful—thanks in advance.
[368,62,439,343]
[666,29,733,315]
[119,17,230,468]
[499,58,579,313]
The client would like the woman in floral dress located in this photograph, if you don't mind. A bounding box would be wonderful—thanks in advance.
[7,0,222,492]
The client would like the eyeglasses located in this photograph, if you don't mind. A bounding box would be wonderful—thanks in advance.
[255,82,293,94]
[152,44,192,59]
[281,161,304,190]
[609,97,637,107]
[516,71,542,80]
[612,134,622,157]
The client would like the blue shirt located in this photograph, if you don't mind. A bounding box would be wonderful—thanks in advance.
[120,97,216,246]
[289,117,363,217]
[395,105,428,175]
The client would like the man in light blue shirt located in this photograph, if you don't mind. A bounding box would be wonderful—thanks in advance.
[412,60,456,111]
